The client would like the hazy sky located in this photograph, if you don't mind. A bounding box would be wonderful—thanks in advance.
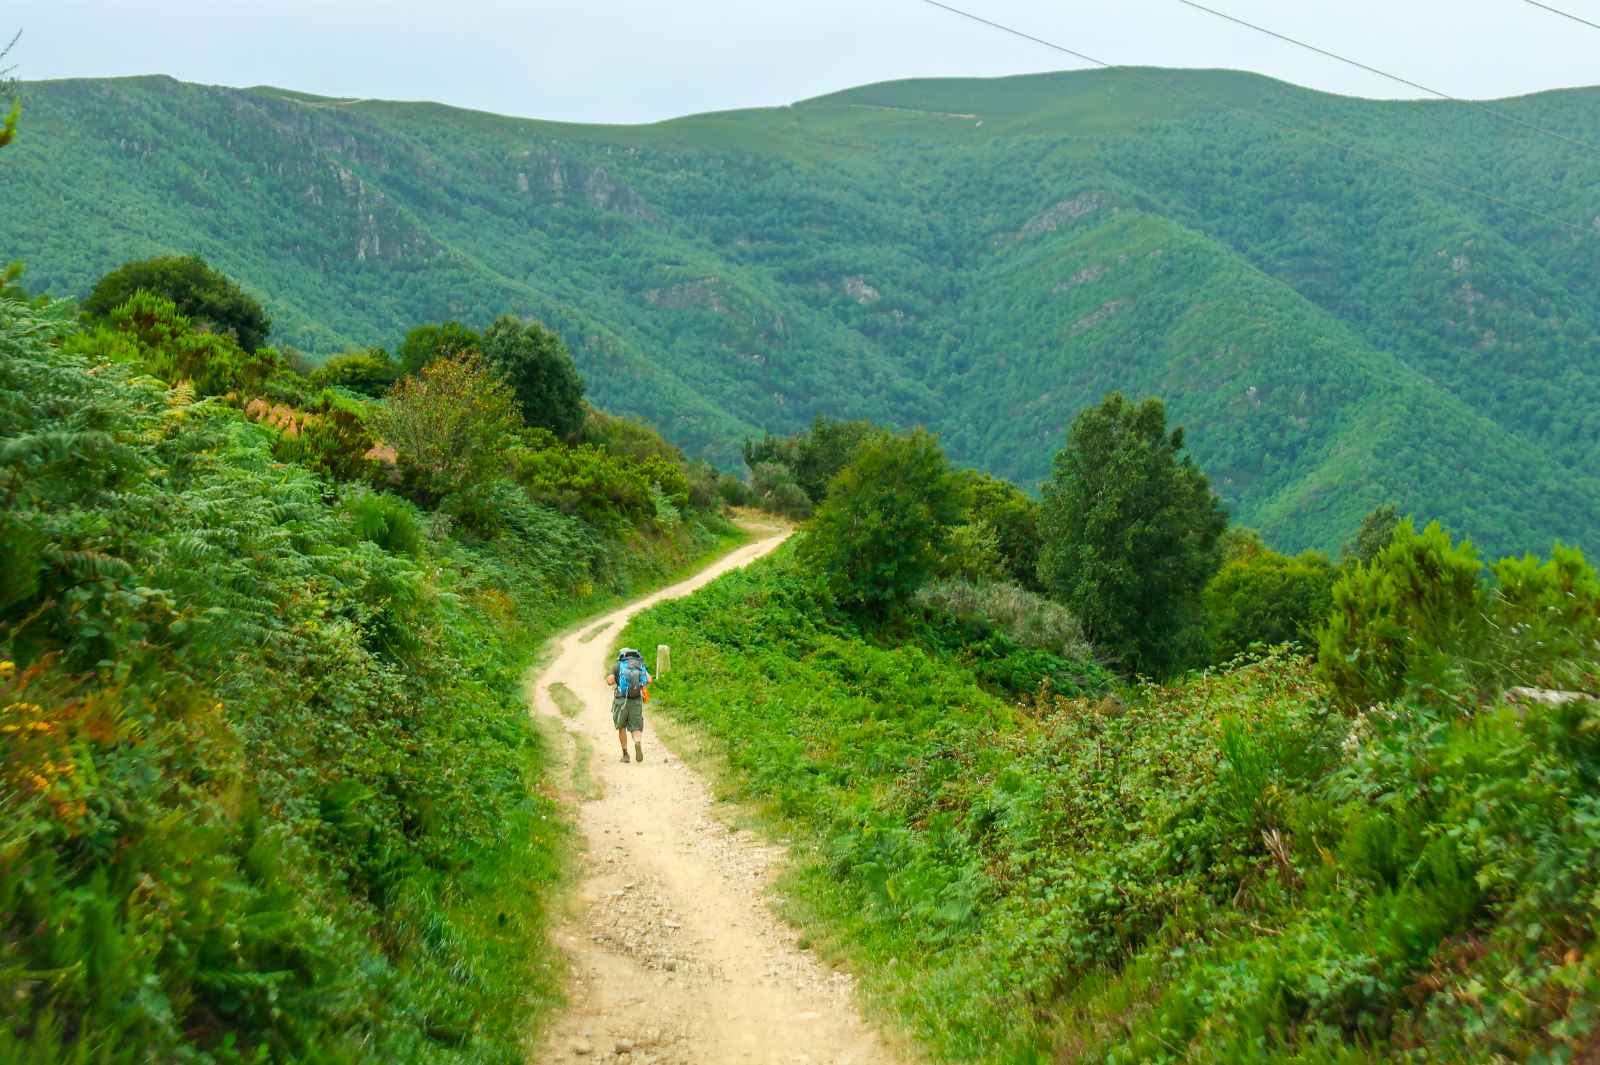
[9,1,1599,124]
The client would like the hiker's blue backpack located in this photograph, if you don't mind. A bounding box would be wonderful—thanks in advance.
[617,649,648,698]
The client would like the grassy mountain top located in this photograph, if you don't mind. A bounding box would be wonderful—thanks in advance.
[6,66,1599,557]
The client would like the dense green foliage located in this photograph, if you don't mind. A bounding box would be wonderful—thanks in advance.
[480,315,586,439]
[8,69,1600,556]
[625,535,1600,1063]
[1318,519,1600,710]
[398,320,481,376]
[800,429,965,617]
[0,282,739,1062]
[1205,542,1336,661]
[82,254,273,351]
[1038,394,1228,676]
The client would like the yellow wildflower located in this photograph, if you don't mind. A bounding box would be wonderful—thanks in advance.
[0,661,14,681]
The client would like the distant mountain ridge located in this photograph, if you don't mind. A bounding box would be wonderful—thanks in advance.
[6,68,1600,556]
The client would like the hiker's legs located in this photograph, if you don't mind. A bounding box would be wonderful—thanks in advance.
[617,727,628,752]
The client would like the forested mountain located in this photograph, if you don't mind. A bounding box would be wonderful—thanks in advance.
[6,67,1600,556]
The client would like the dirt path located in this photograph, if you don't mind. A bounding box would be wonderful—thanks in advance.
[527,529,905,1065]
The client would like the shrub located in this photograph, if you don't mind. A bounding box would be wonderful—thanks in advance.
[1205,547,1336,661]
[258,392,380,484]
[396,319,480,375]
[801,429,964,617]
[1317,519,1486,707]
[1488,543,1600,691]
[511,440,652,524]
[70,289,282,397]
[958,469,1042,589]
[341,487,424,557]
[306,346,400,396]
[750,461,812,518]
[715,472,750,507]
[940,522,1006,584]
[376,351,521,502]
[82,254,272,350]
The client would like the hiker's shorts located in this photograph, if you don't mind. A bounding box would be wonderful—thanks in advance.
[612,696,644,733]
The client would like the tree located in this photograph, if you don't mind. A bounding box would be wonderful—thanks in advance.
[83,255,272,351]
[801,429,965,616]
[1037,393,1227,676]
[480,314,586,439]
[375,352,521,502]
[958,469,1042,589]
[396,320,481,376]
[1342,502,1401,567]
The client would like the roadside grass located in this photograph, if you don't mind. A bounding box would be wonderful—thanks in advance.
[549,682,585,718]
[579,622,613,644]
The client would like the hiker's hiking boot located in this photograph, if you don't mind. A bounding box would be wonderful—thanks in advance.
[634,740,643,763]
[620,749,630,764]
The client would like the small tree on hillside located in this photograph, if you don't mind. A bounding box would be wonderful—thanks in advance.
[1037,393,1227,676]
[801,429,965,617]
[397,319,481,376]
[83,255,272,351]
[377,352,521,502]
[480,314,586,439]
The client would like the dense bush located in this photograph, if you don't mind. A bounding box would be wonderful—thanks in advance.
[1204,544,1335,661]
[1320,518,1600,708]
[82,254,272,351]
[376,352,521,503]
[305,346,401,396]
[749,460,812,518]
[915,577,1098,663]
[1317,519,1488,707]
[253,392,380,484]
[396,319,480,376]
[801,429,964,616]
[69,289,283,397]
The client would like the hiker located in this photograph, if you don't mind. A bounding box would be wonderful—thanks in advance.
[606,647,650,764]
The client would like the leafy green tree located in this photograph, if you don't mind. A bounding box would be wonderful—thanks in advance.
[83,255,272,351]
[1037,393,1227,676]
[801,429,965,616]
[396,319,480,376]
[1342,502,1401,567]
[958,469,1042,589]
[375,351,521,502]
[1204,547,1335,661]
[480,314,586,439]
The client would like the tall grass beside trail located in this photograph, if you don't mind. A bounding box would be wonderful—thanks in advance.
[0,296,739,1064]
[624,546,1600,1063]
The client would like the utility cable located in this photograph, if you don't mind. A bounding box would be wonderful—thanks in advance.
[1175,0,1600,157]
[1521,0,1600,34]
[913,0,1593,237]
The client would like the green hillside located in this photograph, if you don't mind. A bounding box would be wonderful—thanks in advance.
[6,68,1600,556]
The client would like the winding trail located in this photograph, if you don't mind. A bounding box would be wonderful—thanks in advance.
[527,527,905,1065]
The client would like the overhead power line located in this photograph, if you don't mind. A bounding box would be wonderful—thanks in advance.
[1521,0,1600,34]
[913,0,1593,237]
[1175,0,1600,157]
